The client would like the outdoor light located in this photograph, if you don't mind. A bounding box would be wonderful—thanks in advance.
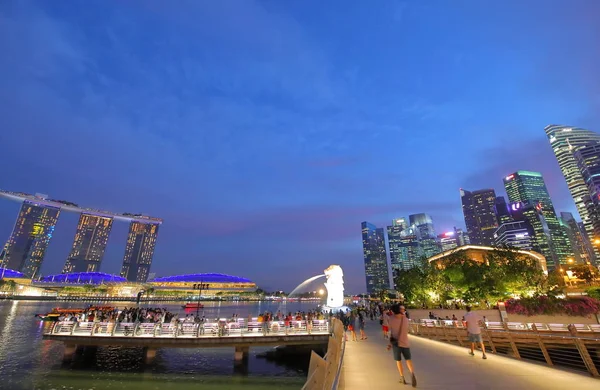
[318,289,325,295]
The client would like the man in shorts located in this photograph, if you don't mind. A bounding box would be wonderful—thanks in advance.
[464,306,487,359]
[387,304,417,387]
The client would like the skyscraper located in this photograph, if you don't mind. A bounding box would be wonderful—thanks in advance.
[120,221,160,282]
[437,227,469,252]
[62,213,114,273]
[545,125,600,250]
[560,212,594,265]
[361,221,390,294]
[460,189,499,246]
[503,171,573,268]
[573,142,600,255]
[493,221,533,250]
[387,220,405,273]
[408,213,440,258]
[1,200,61,278]
[495,196,513,225]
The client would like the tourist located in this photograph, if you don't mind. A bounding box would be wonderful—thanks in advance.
[382,308,390,339]
[387,304,417,387]
[348,313,357,341]
[358,312,367,340]
[464,306,487,359]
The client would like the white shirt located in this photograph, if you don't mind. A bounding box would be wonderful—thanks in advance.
[464,311,482,334]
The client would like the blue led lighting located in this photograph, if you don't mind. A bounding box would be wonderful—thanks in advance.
[150,273,252,283]
[0,268,25,278]
[41,272,127,284]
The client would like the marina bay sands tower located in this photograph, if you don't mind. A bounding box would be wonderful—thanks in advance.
[62,213,114,274]
[0,191,162,281]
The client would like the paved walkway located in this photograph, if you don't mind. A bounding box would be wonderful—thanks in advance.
[340,320,599,389]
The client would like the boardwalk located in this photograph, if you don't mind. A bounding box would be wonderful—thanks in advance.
[340,320,600,390]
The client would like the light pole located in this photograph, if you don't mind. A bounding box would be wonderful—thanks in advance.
[193,283,209,316]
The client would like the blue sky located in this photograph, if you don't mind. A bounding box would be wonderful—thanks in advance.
[0,1,599,293]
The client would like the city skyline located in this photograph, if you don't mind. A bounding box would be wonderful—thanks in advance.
[1,1,599,293]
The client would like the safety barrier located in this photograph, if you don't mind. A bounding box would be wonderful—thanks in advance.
[49,319,330,338]
[410,319,600,377]
[301,318,346,390]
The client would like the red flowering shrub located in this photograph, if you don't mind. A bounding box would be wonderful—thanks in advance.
[505,296,600,317]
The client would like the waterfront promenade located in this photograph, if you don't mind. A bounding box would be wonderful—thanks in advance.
[340,321,600,390]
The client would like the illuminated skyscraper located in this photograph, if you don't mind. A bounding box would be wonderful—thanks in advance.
[409,213,440,258]
[62,213,114,273]
[495,196,513,225]
[437,227,469,252]
[545,125,600,250]
[120,221,160,282]
[503,171,573,268]
[560,212,594,265]
[361,221,390,294]
[460,189,499,246]
[573,142,600,261]
[1,200,61,278]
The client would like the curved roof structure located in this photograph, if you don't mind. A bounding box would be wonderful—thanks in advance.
[427,245,548,273]
[150,273,253,283]
[41,272,126,284]
[0,268,25,278]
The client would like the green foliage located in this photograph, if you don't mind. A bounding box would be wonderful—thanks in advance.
[394,247,547,307]
[586,287,600,300]
[570,264,599,283]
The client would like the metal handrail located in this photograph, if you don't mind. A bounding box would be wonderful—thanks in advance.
[410,318,600,377]
[45,320,330,338]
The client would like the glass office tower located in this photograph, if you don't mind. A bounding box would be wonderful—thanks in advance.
[361,221,390,294]
[545,124,600,258]
[1,200,61,278]
[120,221,160,282]
[503,171,573,268]
[409,213,440,258]
[62,213,114,273]
[460,189,499,246]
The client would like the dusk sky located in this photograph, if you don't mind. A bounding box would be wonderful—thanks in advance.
[1,1,599,293]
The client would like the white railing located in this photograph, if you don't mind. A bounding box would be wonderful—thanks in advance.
[49,319,330,338]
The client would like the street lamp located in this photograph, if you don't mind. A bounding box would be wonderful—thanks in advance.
[193,283,209,316]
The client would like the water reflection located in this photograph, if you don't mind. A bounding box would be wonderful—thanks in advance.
[0,300,315,389]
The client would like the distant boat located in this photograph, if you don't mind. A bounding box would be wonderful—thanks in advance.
[35,306,114,321]
[182,302,204,309]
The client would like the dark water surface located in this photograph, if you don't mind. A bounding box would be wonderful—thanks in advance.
[0,300,317,390]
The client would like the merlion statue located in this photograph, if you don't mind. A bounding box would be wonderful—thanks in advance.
[324,265,344,308]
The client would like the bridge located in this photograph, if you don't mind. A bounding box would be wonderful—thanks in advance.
[338,319,600,390]
[44,319,330,367]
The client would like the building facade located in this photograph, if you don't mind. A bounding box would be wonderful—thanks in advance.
[361,222,390,294]
[495,196,513,225]
[460,189,499,246]
[409,213,440,258]
[493,221,533,250]
[437,227,469,252]
[503,171,573,268]
[545,125,600,260]
[1,200,61,278]
[120,221,161,283]
[560,212,595,265]
[573,142,600,254]
[62,213,114,273]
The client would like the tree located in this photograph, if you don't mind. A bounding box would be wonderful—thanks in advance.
[570,264,599,284]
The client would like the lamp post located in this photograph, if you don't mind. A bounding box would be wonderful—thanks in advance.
[193,283,209,316]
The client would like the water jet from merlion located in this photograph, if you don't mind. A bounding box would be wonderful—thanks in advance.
[288,265,348,313]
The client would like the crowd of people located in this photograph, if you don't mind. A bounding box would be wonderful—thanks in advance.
[53,300,493,388]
